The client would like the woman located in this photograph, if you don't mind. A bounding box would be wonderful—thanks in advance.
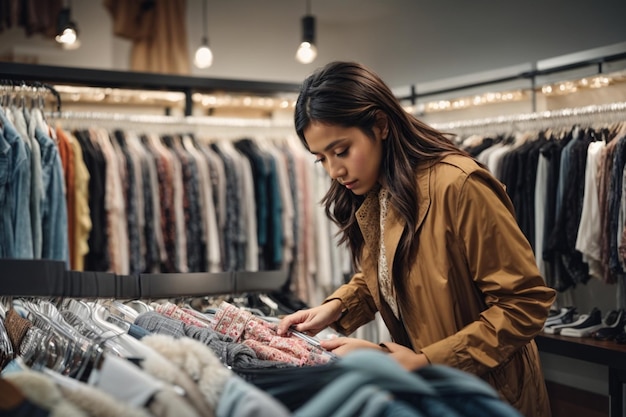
[277,61,556,416]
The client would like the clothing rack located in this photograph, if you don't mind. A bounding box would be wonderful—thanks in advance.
[48,110,294,128]
[46,111,293,127]
[48,110,297,143]
[432,101,626,132]
[0,259,289,299]
[401,42,626,111]
[0,79,61,112]
[0,62,301,116]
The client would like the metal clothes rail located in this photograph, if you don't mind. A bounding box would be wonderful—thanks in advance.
[401,42,626,111]
[431,101,626,132]
[47,111,294,128]
[0,62,302,116]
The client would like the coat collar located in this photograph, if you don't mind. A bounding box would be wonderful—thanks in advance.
[355,163,432,262]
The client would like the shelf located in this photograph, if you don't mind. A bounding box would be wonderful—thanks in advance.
[536,333,626,371]
[536,333,626,417]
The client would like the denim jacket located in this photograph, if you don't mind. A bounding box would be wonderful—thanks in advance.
[35,126,69,264]
[0,109,33,259]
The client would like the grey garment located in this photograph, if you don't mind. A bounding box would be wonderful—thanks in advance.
[134,311,294,370]
[216,375,291,417]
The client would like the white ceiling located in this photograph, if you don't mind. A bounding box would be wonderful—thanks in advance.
[188,0,626,87]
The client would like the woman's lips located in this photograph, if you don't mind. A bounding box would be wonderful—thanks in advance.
[343,180,357,189]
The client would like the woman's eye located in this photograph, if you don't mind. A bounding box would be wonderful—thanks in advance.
[336,149,348,158]
[314,156,325,164]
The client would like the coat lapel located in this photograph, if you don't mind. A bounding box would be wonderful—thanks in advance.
[356,190,381,305]
[384,164,432,274]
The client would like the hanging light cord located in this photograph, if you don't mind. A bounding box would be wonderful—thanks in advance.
[202,0,208,44]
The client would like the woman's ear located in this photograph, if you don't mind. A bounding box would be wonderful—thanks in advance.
[375,112,389,140]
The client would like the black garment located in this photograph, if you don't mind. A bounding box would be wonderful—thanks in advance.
[211,143,241,271]
[508,135,545,247]
[113,130,142,274]
[521,136,547,249]
[74,129,109,272]
[137,139,160,273]
[465,136,498,158]
[234,138,272,270]
[540,133,568,290]
[608,134,626,278]
[559,128,595,285]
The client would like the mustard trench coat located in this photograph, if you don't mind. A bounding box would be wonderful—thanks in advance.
[327,154,556,417]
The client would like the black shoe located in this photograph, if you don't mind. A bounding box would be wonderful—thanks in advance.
[593,309,626,341]
[615,328,626,344]
[560,308,604,337]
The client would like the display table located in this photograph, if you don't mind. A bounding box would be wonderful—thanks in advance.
[535,333,626,417]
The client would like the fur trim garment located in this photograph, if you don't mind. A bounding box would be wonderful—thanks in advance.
[58,380,153,417]
[135,335,216,417]
[4,370,88,417]
[142,334,233,410]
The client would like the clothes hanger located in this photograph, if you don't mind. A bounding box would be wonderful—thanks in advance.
[21,304,78,374]
[83,302,147,360]
[123,299,152,315]
[59,299,136,360]
[90,302,131,333]
[0,296,10,321]
[19,298,116,383]
[98,299,140,323]
[21,299,98,379]
[0,318,14,370]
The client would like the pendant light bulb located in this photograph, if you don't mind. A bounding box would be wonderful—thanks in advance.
[56,26,77,45]
[195,0,213,69]
[55,6,80,49]
[295,41,317,64]
[194,39,213,69]
[295,8,317,64]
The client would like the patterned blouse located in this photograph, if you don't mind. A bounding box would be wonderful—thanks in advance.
[378,188,400,319]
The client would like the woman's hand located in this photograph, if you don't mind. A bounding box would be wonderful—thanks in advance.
[381,342,430,371]
[276,299,344,336]
[320,337,384,356]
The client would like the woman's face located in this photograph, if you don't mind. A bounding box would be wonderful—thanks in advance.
[304,120,386,195]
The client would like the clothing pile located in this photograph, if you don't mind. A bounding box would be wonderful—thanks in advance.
[1,298,524,417]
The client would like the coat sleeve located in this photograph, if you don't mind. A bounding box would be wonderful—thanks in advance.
[324,272,378,335]
[420,169,556,375]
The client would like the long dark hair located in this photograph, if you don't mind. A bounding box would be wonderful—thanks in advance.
[295,61,466,284]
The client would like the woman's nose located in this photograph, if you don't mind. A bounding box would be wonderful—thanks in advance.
[327,160,346,180]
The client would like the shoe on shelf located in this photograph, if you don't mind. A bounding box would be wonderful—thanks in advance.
[592,309,626,341]
[545,306,577,327]
[560,308,604,337]
[543,307,577,333]
[544,313,590,335]
[616,329,626,344]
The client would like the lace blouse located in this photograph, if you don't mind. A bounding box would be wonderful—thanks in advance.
[378,188,400,319]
